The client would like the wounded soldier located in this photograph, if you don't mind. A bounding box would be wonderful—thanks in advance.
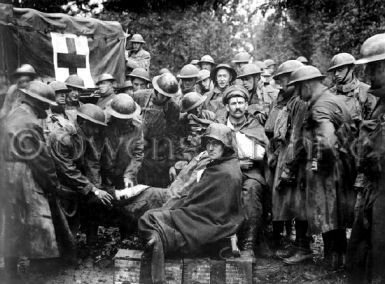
[138,123,244,284]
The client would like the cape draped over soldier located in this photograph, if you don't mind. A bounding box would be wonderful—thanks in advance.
[138,123,243,284]
[126,34,151,71]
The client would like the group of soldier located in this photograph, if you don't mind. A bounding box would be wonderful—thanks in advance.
[1,31,385,284]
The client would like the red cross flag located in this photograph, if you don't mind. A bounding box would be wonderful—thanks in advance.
[0,3,125,87]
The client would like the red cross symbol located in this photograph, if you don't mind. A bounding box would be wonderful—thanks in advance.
[57,37,87,75]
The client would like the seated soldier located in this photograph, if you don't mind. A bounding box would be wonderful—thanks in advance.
[138,123,244,284]
[219,85,269,258]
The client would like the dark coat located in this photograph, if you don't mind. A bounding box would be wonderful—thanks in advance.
[101,121,144,188]
[48,123,103,195]
[0,103,60,258]
[202,87,228,122]
[272,94,308,221]
[302,89,355,234]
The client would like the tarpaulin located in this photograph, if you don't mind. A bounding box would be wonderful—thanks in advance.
[0,3,125,87]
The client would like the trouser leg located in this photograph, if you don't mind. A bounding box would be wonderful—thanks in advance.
[240,178,264,253]
[295,220,310,250]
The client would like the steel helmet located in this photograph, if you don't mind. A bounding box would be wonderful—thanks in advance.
[202,123,233,150]
[296,56,309,64]
[20,80,57,106]
[106,93,141,120]
[96,73,115,85]
[232,51,251,64]
[49,81,70,93]
[116,81,133,92]
[237,64,262,79]
[126,58,140,70]
[159,68,171,75]
[222,85,250,104]
[273,60,304,79]
[355,33,385,64]
[178,64,200,79]
[129,68,151,82]
[77,103,107,126]
[199,55,215,65]
[328,53,355,71]
[288,65,325,86]
[210,64,237,83]
[254,60,266,70]
[65,74,85,90]
[13,64,36,78]
[197,69,210,82]
[129,34,145,44]
[181,92,207,113]
[152,73,180,97]
[190,59,200,65]
[264,59,276,68]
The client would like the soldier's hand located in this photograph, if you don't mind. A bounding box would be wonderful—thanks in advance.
[169,166,177,182]
[92,188,113,207]
[240,159,253,170]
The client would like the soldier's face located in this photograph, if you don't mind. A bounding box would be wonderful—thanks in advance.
[17,75,32,89]
[132,78,147,92]
[275,74,290,92]
[242,75,259,92]
[299,81,313,101]
[365,61,385,89]
[334,66,353,83]
[226,96,247,118]
[67,88,79,103]
[181,78,196,93]
[132,42,141,51]
[98,80,113,96]
[216,69,231,89]
[206,138,225,160]
[55,91,67,105]
[201,63,212,71]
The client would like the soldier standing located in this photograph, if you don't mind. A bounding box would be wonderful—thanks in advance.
[198,55,216,72]
[126,34,151,71]
[288,65,355,268]
[347,33,385,283]
[95,73,116,109]
[128,68,151,92]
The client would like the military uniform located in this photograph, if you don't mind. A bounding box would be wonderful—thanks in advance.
[126,49,151,71]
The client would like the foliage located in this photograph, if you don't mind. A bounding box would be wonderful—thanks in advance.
[97,6,238,75]
[255,0,385,72]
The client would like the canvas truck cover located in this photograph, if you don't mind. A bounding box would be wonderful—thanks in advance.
[0,3,125,87]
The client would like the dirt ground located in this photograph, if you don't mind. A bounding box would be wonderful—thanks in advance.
[0,227,347,284]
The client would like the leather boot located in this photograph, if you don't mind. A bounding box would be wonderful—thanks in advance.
[240,221,257,259]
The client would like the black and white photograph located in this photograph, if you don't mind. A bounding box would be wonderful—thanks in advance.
[0,0,384,283]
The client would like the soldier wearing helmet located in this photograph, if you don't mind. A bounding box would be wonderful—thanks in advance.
[232,51,252,73]
[0,64,37,119]
[131,73,182,187]
[177,92,216,162]
[128,68,151,92]
[198,55,216,72]
[1,81,75,278]
[196,69,213,94]
[264,60,311,263]
[48,103,112,245]
[347,33,385,283]
[178,64,200,96]
[126,33,151,71]
[220,85,268,260]
[95,73,116,109]
[44,81,74,136]
[328,52,376,124]
[237,63,267,120]
[202,64,237,122]
[288,65,354,267]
